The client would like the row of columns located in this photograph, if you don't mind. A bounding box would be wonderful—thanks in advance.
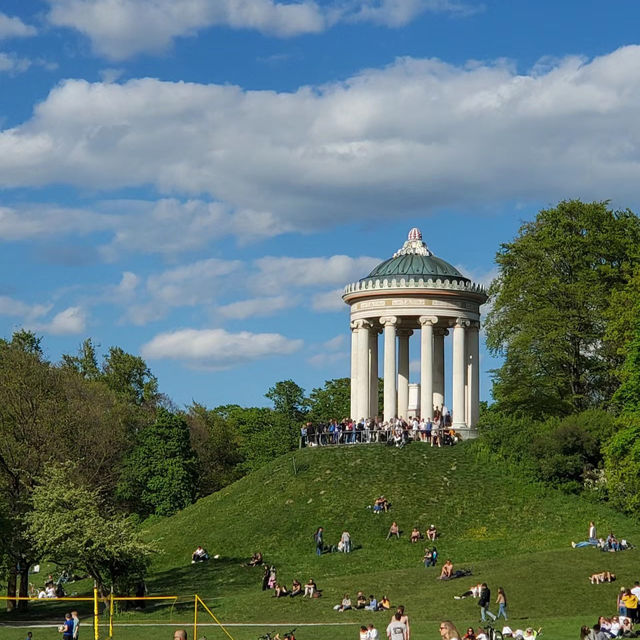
[350,316,480,430]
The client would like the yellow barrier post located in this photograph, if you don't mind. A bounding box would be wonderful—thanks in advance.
[109,586,114,638]
[93,582,100,640]
[196,594,236,640]
[193,594,198,640]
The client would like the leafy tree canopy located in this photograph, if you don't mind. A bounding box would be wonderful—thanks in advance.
[486,200,640,417]
[265,380,309,424]
[307,378,351,423]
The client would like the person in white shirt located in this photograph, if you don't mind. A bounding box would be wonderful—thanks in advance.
[367,624,379,640]
[631,581,640,600]
[386,613,407,640]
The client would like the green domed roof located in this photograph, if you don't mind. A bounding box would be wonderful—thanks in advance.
[367,253,467,281]
[360,227,469,285]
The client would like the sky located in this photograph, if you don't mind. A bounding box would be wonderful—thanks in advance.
[1,0,640,411]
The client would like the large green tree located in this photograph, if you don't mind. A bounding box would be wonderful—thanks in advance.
[265,380,309,424]
[307,378,351,423]
[25,464,155,597]
[116,409,197,517]
[486,200,640,417]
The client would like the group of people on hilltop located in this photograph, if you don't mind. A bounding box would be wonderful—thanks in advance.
[333,591,391,612]
[300,412,460,448]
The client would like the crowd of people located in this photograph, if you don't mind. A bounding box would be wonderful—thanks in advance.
[300,412,461,448]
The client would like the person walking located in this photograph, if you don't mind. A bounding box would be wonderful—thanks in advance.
[496,587,508,621]
[71,610,80,639]
[478,584,496,623]
[314,527,324,556]
[61,613,74,640]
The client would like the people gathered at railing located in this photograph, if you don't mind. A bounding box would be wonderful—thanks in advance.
[300,411,462,448]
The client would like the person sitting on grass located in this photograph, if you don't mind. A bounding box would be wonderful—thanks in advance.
[304,578,317,597]
[247,552,263,566]
[365,595,378,611]
[273,583,289,598]
[462,628,476,640]
[290,579,302,597]
[438,560,453,580]
[426,525,438,541]
[356,591,367,609]
[589,571,616,584]
[191,546,209,563]
[333,593,352,612]
[378,595,391,610]
[410,527,421,543]
[386,522,400,540]
[522,627,540,639]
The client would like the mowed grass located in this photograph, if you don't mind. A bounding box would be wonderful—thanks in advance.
[1,443,639,639]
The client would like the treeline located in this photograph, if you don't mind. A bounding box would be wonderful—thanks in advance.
[477,200,640,512]
[0,334,349,609]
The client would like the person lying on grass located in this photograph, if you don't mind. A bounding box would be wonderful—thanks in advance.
[589,571,615,584]
[453,583,483,599]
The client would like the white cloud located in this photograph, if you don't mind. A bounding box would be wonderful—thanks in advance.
[312,288,348,312]
[217,296,294,320]
[254,256,381,292]
[5,48,640,226]
[44,0,470,60]
[0,296,51,320]
[0,13,37,39]
[141,327,303,369]
[0,52,32,75]
[32,306,87,335]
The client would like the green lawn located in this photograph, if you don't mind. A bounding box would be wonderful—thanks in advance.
[1,443,638,639]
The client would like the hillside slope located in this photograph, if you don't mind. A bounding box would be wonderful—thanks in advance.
[144,442,640,630]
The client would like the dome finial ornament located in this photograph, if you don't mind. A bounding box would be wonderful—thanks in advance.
[394,227,431,257]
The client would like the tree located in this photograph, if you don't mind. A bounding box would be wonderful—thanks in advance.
[265,380,309,424]
[186,403,243,497]
[61,338,101,380]
[116,409,197,517]
[102,346,158,406]
[25,463,155,596]
[486,200,640,417]
[307,378,351,423]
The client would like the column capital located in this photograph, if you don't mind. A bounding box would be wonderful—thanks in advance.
[451,317,471,328]
[419,315,439,326]
[353,319,373,330]
[379,315,398,327]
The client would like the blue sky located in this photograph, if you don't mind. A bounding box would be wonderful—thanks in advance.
[1,0,639,410]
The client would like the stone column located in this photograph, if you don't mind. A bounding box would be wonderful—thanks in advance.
[433,328,448,412]
[397,329,413,420]
[452,318,470,429]
[355,320,371,420]
[380,316,398,422]
[467,322,480,429]
[350,321,358,419]
[419,316,437,420]
[369,328,379,419]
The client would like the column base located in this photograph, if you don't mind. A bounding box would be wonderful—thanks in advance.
[452,425,478,440]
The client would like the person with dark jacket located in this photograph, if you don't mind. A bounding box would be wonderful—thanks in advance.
[478,584,496,622]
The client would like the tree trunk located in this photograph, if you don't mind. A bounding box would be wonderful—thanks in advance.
[17,562,30,610]
[6,564,17,612]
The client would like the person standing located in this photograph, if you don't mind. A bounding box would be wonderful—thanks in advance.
[386,612,407,640]
[394,605,410,640]
[341,530,352,553]
[478,584,496,622]
[314,527,324,556]
[61,613,74,640]
[71,610,80,639]
[367,624,380,640]
[173,631,187,640]
[496,588,508,621]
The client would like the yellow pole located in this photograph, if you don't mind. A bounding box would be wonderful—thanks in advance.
[109,587,114,638]
[93,583,100,640]
[193,594,198,640]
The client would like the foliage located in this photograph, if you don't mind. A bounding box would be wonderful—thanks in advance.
[100,346,158,406]
[477,407,615,492]
[116,409,197,517]
[611,319,640,414]
[60,338,101,380]
[25,463,155,595]
[265,379,309,424]
[186,403,244,497]
[486,200,640,417]
[307,377,351,423]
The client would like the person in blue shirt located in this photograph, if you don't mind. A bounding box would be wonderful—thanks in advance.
[62,613,74,640]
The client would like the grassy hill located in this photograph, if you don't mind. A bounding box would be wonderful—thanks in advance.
[2,442,639,639]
